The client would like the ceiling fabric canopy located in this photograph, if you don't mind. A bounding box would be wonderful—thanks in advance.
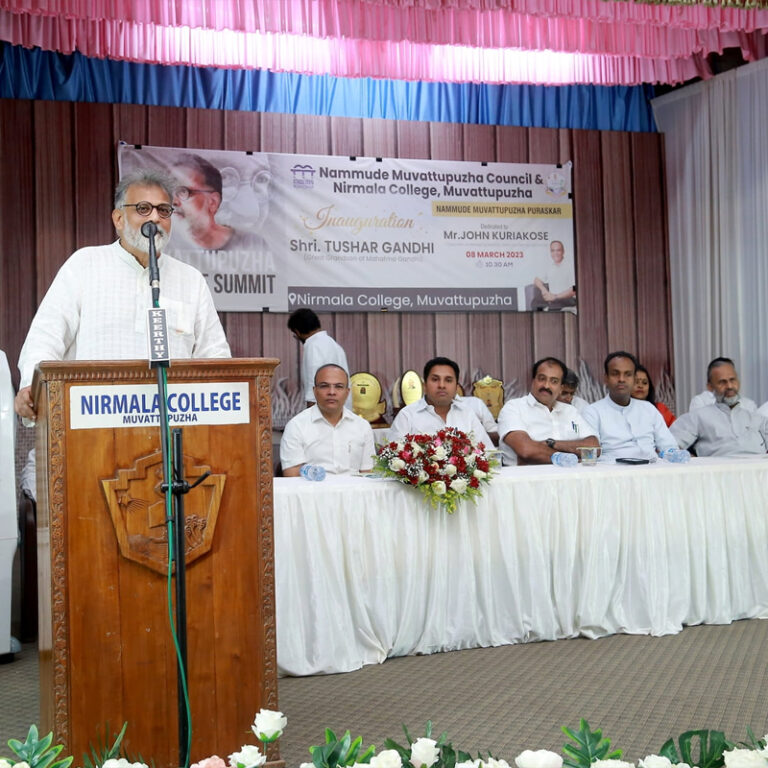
[0,0,766,86]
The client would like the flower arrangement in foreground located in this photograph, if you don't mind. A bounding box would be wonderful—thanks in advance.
[4,714,768,768]
[374,427,498,513]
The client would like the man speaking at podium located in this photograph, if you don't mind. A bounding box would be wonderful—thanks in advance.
[14,169,231,422]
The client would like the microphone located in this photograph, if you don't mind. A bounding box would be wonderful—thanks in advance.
[140,221,161,304]
[140,220,169,367]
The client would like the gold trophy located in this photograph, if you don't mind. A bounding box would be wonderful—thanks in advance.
[472,376,505,419]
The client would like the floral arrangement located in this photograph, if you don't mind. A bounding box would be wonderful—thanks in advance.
[373,427,497,513]
[4,714,768,768]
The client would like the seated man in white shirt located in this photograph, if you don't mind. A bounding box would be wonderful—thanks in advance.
[671,358,768,456]
[688,357,756,413]
[557,367,589,414]
[498,356,598,465]
[389,357,492,448]
[583,351,678,461]
[456,394,499,445]
[280,364,375,476]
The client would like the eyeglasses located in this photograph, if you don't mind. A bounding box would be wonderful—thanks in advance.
[175,186,216,200]
[122,201,174,219]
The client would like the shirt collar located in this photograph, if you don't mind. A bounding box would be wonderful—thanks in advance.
[603,394,634,411]
[309,403,353,425]
[113,239,153,273]
[416,396,463,413]
[524,392,561,413]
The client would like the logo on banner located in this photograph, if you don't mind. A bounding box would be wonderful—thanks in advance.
[291,164,316,189]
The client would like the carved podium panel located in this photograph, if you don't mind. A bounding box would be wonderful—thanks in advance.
[33,359,280,768]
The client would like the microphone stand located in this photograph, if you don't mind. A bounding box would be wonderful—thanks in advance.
[141,220,193,768]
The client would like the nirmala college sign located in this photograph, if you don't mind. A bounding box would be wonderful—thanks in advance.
[69,383,251,429]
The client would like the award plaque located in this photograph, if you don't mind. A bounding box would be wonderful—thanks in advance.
[397,370,424,408]
[350,372,388,425]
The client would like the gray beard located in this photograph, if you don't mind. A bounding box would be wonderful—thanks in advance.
[715,392,741,407]
[123,221,170,255]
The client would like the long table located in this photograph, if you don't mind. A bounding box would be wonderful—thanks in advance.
[274,457,768,676]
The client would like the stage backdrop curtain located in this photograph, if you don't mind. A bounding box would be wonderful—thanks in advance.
[652,57,768,413]
[0,44,657,132]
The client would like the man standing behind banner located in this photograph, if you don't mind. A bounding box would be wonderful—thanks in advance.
[288,308,350,407]
[15,169,230,422]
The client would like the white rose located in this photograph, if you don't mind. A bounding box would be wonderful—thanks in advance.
[639,758,673,768]
[433,446,447,461]
[724,750,768,768]
[252,709,287,741]
[411,738,440,768]
[0,760,14,768]
[473,469,487,479]
[389,458,406,472]
[300,763,314,768]
[515,751,562,768]
[486,760,512,768]
[395,442,405,452]
[228,745,266,768]
[456,761,482,768]
[451,478,468,494]
[412,444,423,456]
[443,464,457,477]
[371,750,404,768]
[14,763,32,768]
[431,480,447,496]
[417,471,429,484]
[592,762,635,768]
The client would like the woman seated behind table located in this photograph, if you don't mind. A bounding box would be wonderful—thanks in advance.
[632,364,675,427]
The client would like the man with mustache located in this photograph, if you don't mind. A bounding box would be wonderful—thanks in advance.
[15,169,230,421]
[498,356,598,465]
[671,358,768,456]
[583,351,677,461]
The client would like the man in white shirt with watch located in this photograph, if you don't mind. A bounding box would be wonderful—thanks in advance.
[498,356,598,465]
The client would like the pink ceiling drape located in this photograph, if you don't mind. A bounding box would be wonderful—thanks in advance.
[0,0,766,85]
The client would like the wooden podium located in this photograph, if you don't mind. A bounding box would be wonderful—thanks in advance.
[33,359,280,767]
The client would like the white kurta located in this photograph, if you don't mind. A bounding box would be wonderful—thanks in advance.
[18,241,230,387]
[583,395,677,461]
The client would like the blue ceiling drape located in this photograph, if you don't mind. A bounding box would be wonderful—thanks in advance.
[0,44,657,132]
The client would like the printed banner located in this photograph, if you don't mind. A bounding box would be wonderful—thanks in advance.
[69,383,250,429]
[119,145,575,313]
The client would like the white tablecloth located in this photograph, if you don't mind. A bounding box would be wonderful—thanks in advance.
[274,457,768,676]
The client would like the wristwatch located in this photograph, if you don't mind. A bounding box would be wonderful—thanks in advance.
[545,438,556,449]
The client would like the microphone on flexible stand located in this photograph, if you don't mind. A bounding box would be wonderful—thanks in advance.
[141,221,160,306]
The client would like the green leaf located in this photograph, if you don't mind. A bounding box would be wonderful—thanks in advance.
[383,737,410,763]
[562,719,621,768]
[660,730,728,768]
